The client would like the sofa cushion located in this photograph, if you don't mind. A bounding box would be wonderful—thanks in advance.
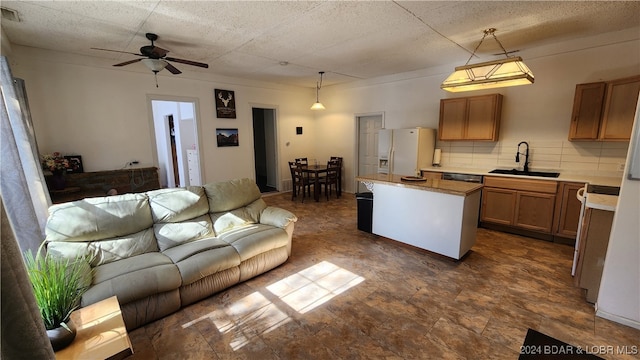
[47,228,159,267]
[162,238,241,285]
[216,224,290,261]
[147,187,209,223]
[260,206,298,228]
[210,198,267,234]
[204,178,262,213]
[154,214,214,251]
[45,193,152,242]
[83,252,181,306]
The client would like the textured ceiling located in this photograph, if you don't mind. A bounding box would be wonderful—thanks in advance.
[1,1,639,87]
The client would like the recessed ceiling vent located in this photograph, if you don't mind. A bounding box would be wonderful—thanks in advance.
[1,7,20,22]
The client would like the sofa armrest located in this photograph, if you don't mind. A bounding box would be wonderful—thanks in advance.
[260,207,298,228]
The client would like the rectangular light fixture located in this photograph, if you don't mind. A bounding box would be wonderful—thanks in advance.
[441,56,534,92]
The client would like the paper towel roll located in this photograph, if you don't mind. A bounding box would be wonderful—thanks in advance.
[432,148,441,166]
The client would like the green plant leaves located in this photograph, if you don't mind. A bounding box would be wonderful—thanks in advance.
[24,249,92,330]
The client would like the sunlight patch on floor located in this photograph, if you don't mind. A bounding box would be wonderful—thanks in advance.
[266,260,365,314]
[181,261,364,351]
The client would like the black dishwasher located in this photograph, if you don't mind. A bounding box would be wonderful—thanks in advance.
[442,172,483,183]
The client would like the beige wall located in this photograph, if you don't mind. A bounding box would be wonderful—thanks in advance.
[9,46,316,186]
[316,34,639,191]
[8,30,640,193]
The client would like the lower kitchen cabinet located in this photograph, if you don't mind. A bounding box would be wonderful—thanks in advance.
[481,176,557,238]
[574,208,614,303]
[553,182,585,241]
[481,187,516,225]
[514,191,556,232]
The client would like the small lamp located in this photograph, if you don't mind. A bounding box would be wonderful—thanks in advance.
[310,71,326,110]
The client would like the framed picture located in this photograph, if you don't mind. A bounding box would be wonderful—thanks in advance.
[64,155,83,173]
[214,89,236,118]
[216,128,239,147]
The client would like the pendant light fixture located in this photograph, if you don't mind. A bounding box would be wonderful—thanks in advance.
[310,71,326,110]
[441,28,534,92]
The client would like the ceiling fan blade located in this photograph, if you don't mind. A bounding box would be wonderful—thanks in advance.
[91,47,143,57]
[113,58,143,67]
[164,62,182,75]
[165,57,209,68]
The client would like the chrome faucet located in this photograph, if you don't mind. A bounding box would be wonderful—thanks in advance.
[516,141,530,172]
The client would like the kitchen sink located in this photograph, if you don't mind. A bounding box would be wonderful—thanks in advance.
[489,168,560,178]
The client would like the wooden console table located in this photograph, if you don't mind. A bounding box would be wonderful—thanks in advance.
[55,296,133,359]
[47,167,160,203]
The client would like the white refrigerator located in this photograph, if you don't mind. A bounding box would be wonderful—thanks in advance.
[378,128,436,176]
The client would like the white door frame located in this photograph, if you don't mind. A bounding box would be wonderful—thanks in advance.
[147,94,203,187]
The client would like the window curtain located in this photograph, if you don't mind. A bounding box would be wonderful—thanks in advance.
[0,56,51,254]
[1,196,55,359]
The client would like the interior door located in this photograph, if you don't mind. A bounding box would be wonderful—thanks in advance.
[357,114,383,193]
[252,107,277,193]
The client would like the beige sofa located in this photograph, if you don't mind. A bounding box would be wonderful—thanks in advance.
[44,178,297,330]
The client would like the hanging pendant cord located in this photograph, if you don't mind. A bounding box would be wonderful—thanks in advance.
[316,71,324,102]
[464,28,510,65]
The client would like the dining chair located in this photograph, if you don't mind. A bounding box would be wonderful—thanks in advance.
[320,159,340,200]
[295,157,317,184]
[330,156,343,197]
[289,161,310,201]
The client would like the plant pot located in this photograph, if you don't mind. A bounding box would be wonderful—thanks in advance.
[47,322,76,351]
[51,170,66,190]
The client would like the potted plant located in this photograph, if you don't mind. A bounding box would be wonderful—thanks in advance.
[24,247,92,351]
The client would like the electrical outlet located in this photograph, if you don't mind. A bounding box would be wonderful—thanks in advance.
[617,163,625,171]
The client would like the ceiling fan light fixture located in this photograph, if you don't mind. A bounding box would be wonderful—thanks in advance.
[311,71,326,111]
[141,58,168,72]
[441,28,534,92]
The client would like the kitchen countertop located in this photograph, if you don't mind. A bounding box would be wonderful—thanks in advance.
[421,166,622,187]
[356,173,482,196]
[585,193,618,212]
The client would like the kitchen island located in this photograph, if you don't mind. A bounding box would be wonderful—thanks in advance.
[356,173,483,260]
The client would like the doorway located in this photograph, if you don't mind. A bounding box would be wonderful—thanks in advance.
[252,107,277,193]
[150,98,201,188]
[356,113,384,193]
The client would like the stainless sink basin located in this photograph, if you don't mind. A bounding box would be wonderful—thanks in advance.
[489,168,560,178]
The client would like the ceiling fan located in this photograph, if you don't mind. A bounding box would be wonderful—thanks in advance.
[92,33,208,85]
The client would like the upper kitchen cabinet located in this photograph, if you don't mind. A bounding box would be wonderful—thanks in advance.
[569,75,640,141]
[439,94,503,141]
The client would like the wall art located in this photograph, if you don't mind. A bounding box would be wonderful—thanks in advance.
[64,155,83,173]
[216,128,239,147]
[214,89,236,118]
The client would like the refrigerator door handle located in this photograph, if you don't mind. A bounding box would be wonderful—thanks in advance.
[389,148,394,174]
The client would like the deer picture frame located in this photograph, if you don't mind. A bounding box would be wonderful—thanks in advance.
[214,89,236,118]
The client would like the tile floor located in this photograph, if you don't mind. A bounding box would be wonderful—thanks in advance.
[127,192,639,360]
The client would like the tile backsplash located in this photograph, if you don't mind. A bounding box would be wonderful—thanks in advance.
[436,140,629,177]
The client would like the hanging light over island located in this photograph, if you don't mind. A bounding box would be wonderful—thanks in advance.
[441,28,534,92]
